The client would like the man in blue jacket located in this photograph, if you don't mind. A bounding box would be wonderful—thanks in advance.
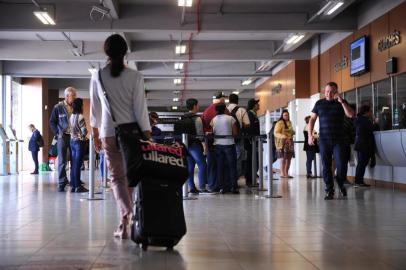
[28,124,41,174]
[49,87,76,192]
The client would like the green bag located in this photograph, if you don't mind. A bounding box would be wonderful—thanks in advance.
[39,163,50,172]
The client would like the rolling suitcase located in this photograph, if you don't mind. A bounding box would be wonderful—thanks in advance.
[131,177,187,251]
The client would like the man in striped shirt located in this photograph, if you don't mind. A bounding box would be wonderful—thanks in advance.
[308,82,355,200]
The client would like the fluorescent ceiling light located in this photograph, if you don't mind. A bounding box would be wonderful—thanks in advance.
[173,97,179,102]
[174,62,184,70]
[242,79,253,86]
[33,11,56,25]
[286,34,305,45]
[88,68,97,73]
[225,99,229,103]
[175,45,187,55]
[326,1,344,15]
[178,0,193,7]
[232,91,239,95]
[173,90,180,94]
[174,78,182,85]
[212,96,216,99]
[172,106,178,110]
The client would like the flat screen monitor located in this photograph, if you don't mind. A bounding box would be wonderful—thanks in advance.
[350,36,369,76]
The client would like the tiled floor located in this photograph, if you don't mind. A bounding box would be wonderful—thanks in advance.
[1,171,406,270]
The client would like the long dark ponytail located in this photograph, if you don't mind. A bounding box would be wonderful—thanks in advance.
[104,34,128,77]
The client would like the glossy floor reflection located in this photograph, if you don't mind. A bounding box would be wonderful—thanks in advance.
[1,171,406,270]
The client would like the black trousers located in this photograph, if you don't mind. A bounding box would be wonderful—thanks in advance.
[31,151,39,173]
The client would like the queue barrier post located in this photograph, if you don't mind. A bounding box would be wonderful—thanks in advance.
[84,135,103,201]
[263,132,282,199]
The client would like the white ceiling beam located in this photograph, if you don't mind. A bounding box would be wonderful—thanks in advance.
[0,3,357,32]
[0,40,310,62]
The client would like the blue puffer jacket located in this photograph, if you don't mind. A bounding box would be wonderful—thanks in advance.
[49,101,70,138]
[28,129,41,152]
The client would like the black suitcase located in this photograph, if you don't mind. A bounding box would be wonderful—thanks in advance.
[131,178,187,251]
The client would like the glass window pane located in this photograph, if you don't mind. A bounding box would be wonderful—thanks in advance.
[394,73,406,129]
[357,84,373,112]
[374,78,392,131]
[344,89,356,108]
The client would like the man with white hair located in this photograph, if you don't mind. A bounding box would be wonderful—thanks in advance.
[50,87,77,192]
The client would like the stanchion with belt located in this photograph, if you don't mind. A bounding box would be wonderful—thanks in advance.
[182,133,197,201]
[251,136,257,187]
[257,137,266,191]
[263,132,282,199]
[83,135,103,201]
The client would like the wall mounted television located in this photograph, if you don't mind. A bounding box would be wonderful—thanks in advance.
[350,35,369,76]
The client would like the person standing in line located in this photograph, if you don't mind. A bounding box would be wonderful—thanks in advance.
[28,124,41,175]
[49,87,77,192]
[201,92,229,192]
[90,34,151,239]
[354,105,374,188]
[303,116,319,179]
[149,112,163,143]
[308,82,355,200]
[69,98,89,193]
[227,93,250,178]
[211,103,239,194]
[274,109,295,178]
[184,98,208,194]
[244,98,260,187]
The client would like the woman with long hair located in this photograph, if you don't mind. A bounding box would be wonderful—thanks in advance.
[70,98,89,192]
[90,34,151,239]
[274,109,295,178]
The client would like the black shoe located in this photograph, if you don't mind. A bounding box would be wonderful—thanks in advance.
[189,187,200,194]
[30,171,39,175]
[324,192,334,200]
[75,186,89,193]
[57,185,66,192]
[339,186,347,197]
[219,189,228,194]
[306,174,311,179]
[200,189,209,193]
[231,189,240,194]
[70,187,75,193]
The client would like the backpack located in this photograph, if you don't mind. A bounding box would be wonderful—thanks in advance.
[230,106,244,142]
[173,113,198,143]
[37,134,44,148]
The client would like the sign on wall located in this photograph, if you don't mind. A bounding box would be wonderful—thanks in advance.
[271,83,282,95]
[378,30,401,52]
[334,56,348,72]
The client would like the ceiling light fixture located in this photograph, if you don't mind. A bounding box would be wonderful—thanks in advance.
[172,106,178,110]
[175,45,187,55]
[174,78,182,85]
[232,91,240,95]
[242,79,253,86]
[88,68,97,74]
[212,96,216,99]
[286,34,305,45]
[326,1,344,15]
[178,0,193,7]
[174,62,184,70]
[173,97,179,102]
[33,11,56,25]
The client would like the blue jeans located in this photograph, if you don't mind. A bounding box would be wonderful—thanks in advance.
[70,140,84,189]
[206,148,217,191]
[305,150,316,175]
[100,152,105,178]
[215,145,238,191]
[57,134,71,186]
[187,144,207,190]
[319,139,345,193]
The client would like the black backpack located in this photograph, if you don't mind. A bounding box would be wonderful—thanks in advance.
[37,134,44,148]
[173,113,198,143]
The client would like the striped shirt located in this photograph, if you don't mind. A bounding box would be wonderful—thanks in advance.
[312,98,345,140]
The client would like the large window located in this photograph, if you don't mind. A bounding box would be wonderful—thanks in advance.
[374,78,392,131]
[343,89,356,108]
[394,73,406,129]
[358,84,373,113]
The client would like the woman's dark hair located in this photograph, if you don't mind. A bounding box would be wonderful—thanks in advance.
[72,98,83,114]
[359,105,371,116]
[215,103,226,115]
[104,34,128,77]
[278,109,289,129]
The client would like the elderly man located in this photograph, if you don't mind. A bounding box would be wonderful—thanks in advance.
[50,87,77,192]
[308,82,355,200]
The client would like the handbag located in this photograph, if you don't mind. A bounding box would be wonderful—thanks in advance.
[98,70,188,187]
